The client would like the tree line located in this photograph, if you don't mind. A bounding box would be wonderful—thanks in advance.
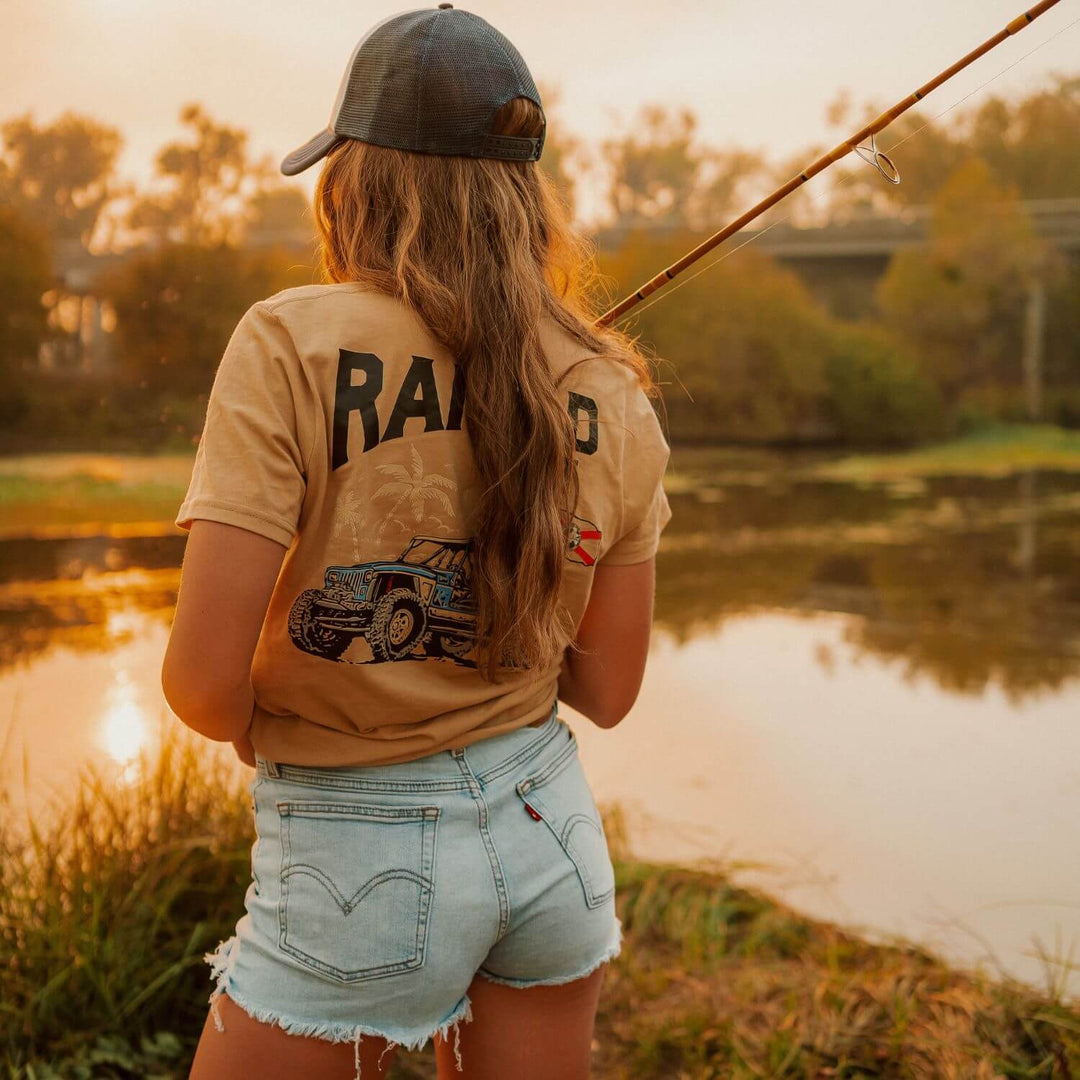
[0,77,1077,451]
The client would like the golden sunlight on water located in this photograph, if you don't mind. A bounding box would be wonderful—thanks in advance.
[97,665,151,783]
[0,609,244,813]
[1,615,171,809]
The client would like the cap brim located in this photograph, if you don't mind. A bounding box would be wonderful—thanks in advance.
[280,127,345,176]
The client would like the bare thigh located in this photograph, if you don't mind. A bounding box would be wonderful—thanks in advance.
[432,967,605,1080]
[188,991,398,1080]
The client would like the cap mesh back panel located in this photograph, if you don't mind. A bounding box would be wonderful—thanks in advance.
[336,12,426,148]
[335,9,541,158]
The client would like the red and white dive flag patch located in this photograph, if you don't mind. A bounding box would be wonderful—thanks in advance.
[566,515,602,566]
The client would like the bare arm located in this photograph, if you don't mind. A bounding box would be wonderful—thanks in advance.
[162,520,287,745]
[557,557,655,729]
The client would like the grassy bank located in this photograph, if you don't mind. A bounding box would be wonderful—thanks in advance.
[0,454,194,538]
[814,424,1080,482]
[666,424,1080,493]
[4,424,1079,539]
[2,735,1077,1079]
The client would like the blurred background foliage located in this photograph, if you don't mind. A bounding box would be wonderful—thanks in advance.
[0,74,1077,452]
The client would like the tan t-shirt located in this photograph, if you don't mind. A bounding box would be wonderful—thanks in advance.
[175,283,672,766]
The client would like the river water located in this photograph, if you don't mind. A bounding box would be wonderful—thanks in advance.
[2,461,1078,997]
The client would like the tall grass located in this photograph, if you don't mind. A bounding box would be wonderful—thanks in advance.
[2,738,1078,1078]
[1,732,251,1077]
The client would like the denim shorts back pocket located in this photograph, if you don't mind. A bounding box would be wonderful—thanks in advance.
[515,735,616,909]
[277,801,440,984]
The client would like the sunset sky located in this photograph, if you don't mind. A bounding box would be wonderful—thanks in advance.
[4,0,1078,224]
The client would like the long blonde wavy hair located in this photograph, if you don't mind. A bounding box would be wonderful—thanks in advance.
[314,96,655,680]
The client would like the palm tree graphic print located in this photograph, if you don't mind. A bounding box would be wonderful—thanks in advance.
[372,446,456,543]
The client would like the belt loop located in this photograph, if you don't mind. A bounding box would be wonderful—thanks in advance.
[263,757,281,778]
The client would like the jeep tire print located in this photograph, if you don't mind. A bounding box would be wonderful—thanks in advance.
[287,589,354,660]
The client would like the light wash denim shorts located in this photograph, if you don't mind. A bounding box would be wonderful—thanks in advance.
[204,700,623,1077]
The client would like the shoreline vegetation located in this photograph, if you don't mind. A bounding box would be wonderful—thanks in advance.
[1,736,1077,1079]
[1,423,1079,539]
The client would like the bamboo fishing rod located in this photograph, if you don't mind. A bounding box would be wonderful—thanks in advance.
[595,0,1064,328]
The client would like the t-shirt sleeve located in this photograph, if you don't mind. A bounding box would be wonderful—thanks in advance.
[174,302,311,549]
[601,379,673,566]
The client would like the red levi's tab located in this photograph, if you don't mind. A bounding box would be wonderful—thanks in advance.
[525,803,543,821]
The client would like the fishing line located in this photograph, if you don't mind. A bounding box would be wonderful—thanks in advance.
[609,8,1080,329]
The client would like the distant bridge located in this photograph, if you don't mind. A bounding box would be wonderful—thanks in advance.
[752,198,1080,319]
[598,198,1080,320]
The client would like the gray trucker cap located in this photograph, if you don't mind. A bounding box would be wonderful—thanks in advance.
[281,4,546,175]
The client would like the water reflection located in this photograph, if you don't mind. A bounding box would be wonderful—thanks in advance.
[0,533,186,586]
[655,470,1080,699]
[0,474,1077,700]
[0,536,182,671]
[573,616,1080,997]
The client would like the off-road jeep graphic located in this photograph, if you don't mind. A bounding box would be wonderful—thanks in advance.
[288,536,476,664]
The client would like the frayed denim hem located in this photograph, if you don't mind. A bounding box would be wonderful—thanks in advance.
[204,936,473,1079]
[475,914,624,989]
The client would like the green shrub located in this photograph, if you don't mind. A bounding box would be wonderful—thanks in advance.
[99,242,314,398]
[0,205,53,426]
[1045,387,1080,429]
[598,239,834,444]
[825,325,950,445]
